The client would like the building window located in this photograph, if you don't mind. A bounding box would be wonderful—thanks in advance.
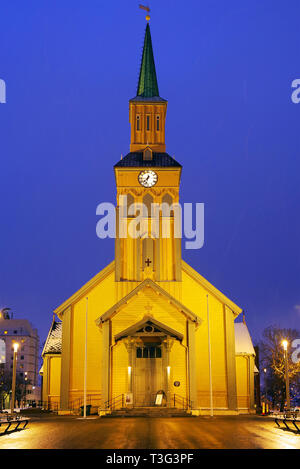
[13,330,18,334]
[21,356,24,360]
[162,193,174,217]
[136,346,161,358]
[0,339,5,364]
[146,115,150,131]
[156,115,160,131]
[136,115,140,131]
[142,194,154,217]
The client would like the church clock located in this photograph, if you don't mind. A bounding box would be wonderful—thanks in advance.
[138,170,158,187]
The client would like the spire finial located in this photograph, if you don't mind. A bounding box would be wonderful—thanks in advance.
[136,15,159,98]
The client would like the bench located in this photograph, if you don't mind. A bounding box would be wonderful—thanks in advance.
[273,413,300,433]
[0,414,29,434]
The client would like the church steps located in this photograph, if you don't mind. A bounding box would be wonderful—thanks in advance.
[103,407,194,418]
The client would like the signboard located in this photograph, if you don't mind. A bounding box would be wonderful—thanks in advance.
[125,393,133,405]
[174,381,180,387]
[155,393,163,406]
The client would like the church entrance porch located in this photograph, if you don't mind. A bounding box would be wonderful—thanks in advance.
[113,316,187,410]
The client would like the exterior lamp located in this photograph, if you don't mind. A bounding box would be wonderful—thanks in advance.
[282,340,288,351]
[10,342,20,414]
[13,342,19,353]
[282,339,290,417]
[128,366,132,393]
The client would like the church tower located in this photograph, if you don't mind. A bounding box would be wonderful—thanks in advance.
[114,21,182,283]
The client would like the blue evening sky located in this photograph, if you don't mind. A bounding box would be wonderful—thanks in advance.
[0,0,299,346]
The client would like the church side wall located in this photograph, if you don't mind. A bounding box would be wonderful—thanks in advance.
[180,271,228,410]
[48,355,61,410]
[68,271,115,407]
[236,355,250,412]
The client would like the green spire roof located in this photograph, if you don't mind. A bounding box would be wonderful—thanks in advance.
[136,23,160,98]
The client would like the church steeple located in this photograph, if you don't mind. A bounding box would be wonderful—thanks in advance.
[129,22,167,153]
[136,23,160,98]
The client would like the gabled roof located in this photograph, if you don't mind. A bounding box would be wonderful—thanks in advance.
[42,320,62,356]
[115,316,183,343]
[54,261,115,317]
[114,152,181,168]
[136,23,160,99]
[182,260,242,316]
[234,322,255,356]
[96,278,201,325]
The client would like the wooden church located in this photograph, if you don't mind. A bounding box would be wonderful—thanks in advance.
[41,21,256,416]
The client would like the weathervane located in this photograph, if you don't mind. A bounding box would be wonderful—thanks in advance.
[139,4,151,21]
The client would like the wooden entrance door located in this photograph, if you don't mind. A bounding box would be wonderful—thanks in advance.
[134,346,164,407]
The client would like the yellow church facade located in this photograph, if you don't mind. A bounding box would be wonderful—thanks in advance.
[41,22,256,416]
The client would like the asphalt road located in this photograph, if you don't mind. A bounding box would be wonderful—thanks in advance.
[0,414,299,449]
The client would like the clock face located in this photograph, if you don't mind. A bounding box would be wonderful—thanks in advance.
[138,170,158,188]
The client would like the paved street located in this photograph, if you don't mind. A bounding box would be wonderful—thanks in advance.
[0,413,299,449]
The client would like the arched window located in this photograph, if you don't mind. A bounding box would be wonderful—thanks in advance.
[0,339,6,364]
[136,115,140,131]
[146,115,150,131]
[126,193,135,217]
[119,193,135,218]
[162,193,174,216]
[143,193,153,218]
[127,193,134,208]
[156,115,160,131]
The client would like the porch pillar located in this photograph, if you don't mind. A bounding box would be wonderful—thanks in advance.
[126,339,134,393]
[164,337,172,407]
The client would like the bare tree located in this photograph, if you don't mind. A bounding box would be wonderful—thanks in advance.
[259,326,300,411]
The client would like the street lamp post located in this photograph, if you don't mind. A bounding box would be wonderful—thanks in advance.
[263,368,268,414]
[24,372,28,408]
[282,340,291,417]
[10,342,19,414]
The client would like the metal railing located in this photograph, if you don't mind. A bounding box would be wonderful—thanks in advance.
[69,395,101,412]
[104,394,125,411]
[172,394,192,410]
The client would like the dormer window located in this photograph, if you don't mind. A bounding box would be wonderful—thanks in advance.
[156,115,160,131]
[143,147,153,161]
[136,115,141,131]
